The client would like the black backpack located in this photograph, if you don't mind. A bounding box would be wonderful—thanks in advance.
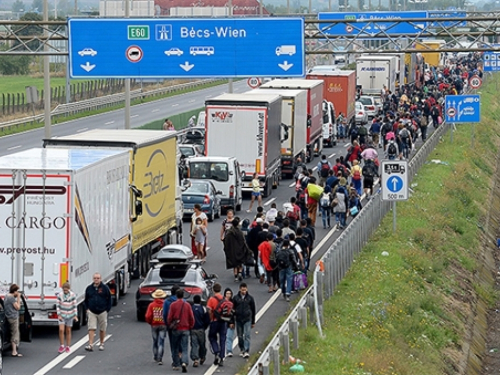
[337,164,349,178]
[388,143,397,159]
[276,248,291,269]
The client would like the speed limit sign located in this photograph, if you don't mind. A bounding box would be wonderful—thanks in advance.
[247,77,261,89]
[469,75,482,89]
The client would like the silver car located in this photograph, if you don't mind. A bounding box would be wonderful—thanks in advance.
[355,101,368,125]
[358,96,380,119]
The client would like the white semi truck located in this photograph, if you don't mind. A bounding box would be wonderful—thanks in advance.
[0,148,134,328]
[356,55,398,96]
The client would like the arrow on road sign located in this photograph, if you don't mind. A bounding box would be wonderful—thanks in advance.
[180,62,194,72]
[80,62,96,72]
[278,61,293,71]
[390,177,399,191]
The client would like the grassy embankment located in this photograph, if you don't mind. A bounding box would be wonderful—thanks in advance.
[267,77,500,374]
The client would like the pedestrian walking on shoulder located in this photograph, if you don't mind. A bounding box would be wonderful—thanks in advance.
[167,289,195,372]
[145,289,167,365]
[232,283,256,358]
[191,294,210,367]
[207,283,228,367]
[84,273,111,352]
[259,233,279,293]
[56,282,78,354]
[5,284,22,357]
[277,240,299,302]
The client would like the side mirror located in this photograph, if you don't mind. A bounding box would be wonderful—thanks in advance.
[182,179,192,191]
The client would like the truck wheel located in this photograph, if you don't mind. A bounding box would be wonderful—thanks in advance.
[112,279,120,307]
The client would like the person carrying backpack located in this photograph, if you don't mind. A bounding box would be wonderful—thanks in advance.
[350,160,363,196]
[386,138,399,160]
[207,283,230,367]
[276,239,298,302]
[259,233,279,293]
[317,155,332,187]
[191,294,210,367]
[319,191,332,229]
[362,159,378,199]
[333,179,349,229]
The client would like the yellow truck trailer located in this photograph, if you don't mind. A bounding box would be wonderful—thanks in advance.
[414,40,446,68]
[44,130,182,281]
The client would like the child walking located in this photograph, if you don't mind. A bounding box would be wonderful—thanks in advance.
[192,217,207,262]
[56,282,78,353]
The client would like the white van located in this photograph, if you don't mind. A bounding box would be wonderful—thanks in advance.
[186,156,243,212]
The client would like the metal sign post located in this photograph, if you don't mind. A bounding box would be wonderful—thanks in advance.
[381,160,408,233]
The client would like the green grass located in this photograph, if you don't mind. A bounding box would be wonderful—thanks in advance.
[284,76,500,375]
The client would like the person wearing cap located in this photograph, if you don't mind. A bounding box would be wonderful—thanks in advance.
[146,289,168,365]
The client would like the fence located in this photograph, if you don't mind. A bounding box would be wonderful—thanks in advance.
[248,121,450,375]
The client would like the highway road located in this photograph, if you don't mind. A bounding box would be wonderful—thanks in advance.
[0,82,437,375]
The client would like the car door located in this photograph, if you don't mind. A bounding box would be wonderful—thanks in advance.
[0,298,6,349]
[18,294,32,343]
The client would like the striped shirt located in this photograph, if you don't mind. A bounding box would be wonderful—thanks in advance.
[56,290,77,319]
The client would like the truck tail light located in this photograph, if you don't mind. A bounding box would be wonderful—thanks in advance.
[229,185,234,198]
[48,311,58,320]
[203,195,211,204]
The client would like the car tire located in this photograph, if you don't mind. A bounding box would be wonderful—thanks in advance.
[208,208,214,222]
[136,309,145,322]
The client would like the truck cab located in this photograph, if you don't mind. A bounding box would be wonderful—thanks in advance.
[322,100,336,147]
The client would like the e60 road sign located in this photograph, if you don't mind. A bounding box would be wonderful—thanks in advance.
[68,18,305,79]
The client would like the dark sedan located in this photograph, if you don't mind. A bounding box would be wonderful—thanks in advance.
[182,179,222,222]
[135,245,217,321]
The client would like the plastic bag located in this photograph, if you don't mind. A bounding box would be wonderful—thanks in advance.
[289,364,305,372]
[293,272,308,290]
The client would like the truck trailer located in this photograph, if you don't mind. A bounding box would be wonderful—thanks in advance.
[245,88,308,179]
[260,79,324,162]
[0,148,132,327]
[356,55,398,96]
[43,130,183,279]
[307,70,356,143]
[204,93,283,197]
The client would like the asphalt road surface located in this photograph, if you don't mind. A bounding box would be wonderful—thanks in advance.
[0,82,438,375]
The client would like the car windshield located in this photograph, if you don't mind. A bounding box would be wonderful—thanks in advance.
[374,97,382,106]
[359,97,372,105]
[180,147,195,157]
[356,102,363,110]
[185,182,209,194]
[189,162,228,181]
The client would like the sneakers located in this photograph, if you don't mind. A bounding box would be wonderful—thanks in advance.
[193,360,199,367]
[285,295,290,302]
[158,361,163,365]
[200,357,206,365]
[239,352,245,357]
[218,358,224,367]
[243,352,250,358]
[226,352,233,357]
[182,363,187,373]
[172,366,180,371]
[99,344,104,351]
[213,355,220,365]
[238,273,243,282]
[65,346,71,354]
[58,345,65,354]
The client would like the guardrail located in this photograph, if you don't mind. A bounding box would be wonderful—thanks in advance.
[248,121,450,375]
[0,79,220,131]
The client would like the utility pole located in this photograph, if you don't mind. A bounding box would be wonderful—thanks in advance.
[124,0,131,129]
[43,0,51,138]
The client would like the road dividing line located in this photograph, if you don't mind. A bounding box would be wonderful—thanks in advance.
[7,145,21,151]
[289,181,296,188]
[172,104,179,107]
[131,114,139,118]
[328,152,336,159]
[104,121,115,125]
[344,143,351,148]
[33,334,112,375]
[152,109,160,113]
[189,99,195,103]
[264,197,276,206]
[77,127,88,133]
[62,356,85,369]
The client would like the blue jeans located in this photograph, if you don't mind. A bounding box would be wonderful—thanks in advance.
[335,212,346,227]
[190,329,207,361]
[236,320,252,353]
[171,330,190,367]
[352,178,362,196]
[279,267,294,296]
[226,326,235,355]
[320,206,331,228]
[151,325,166,362]
[208,321,227,360]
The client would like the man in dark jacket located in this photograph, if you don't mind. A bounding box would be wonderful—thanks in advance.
[223,218,252,281]
[231,283,256,358]
[246,218,264,278]
[84,273,112,352]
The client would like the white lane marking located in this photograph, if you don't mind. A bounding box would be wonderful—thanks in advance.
[344,143,351,148]
[152,109,160,113]
[264,197,276,206]
[62,355,85,369]
[188,99,195,103]
[33,334,112,375]
[328,152,336,159]
[205,95,212,99]
[172,104,179,107]
[7,145,21,151]
[77,127,88,133]
[105,121,115,125]
[312,166,318,172]
[131,114,139,118]
[289,181,296,188]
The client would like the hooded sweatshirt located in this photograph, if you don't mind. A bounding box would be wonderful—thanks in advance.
[145,298,166,327]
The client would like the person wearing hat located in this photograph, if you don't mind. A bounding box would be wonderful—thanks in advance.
[146,289,168,365]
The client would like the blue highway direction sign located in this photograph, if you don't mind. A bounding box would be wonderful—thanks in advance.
[427,11,467,28]
[68,18,305,78]
[381,161,408,201]
[483,52,500,72]
[445,95,481,123]
[318,11,428,36]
